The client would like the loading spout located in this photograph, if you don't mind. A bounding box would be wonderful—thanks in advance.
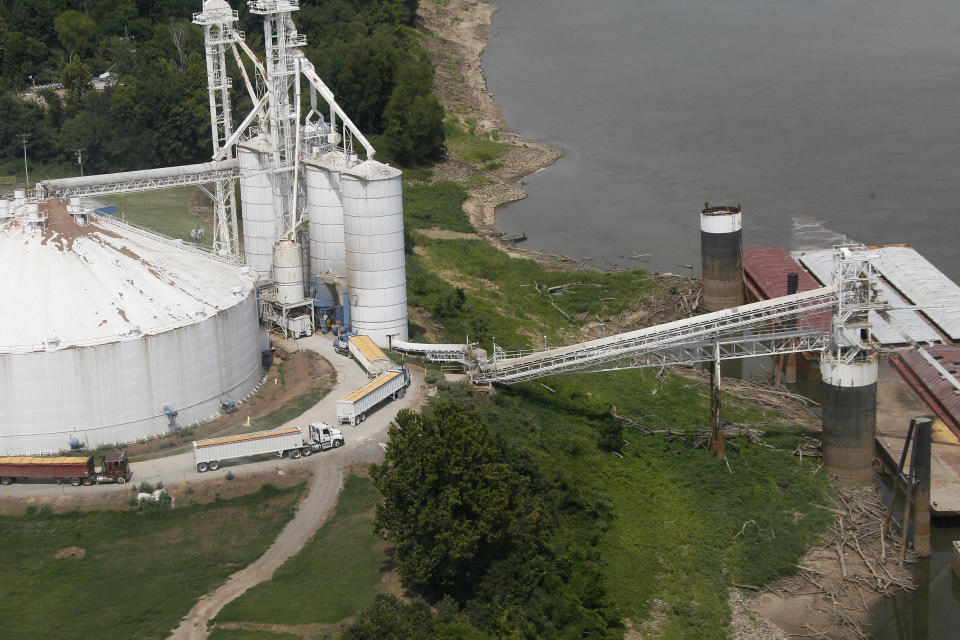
[298,56,376,160]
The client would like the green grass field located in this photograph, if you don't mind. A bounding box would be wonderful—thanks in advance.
[101,185,213,243]
[0,483,304,640]
[471,369,831,638]
[215,475,386,628]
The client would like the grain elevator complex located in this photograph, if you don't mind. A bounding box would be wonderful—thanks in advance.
[0,0,409,455]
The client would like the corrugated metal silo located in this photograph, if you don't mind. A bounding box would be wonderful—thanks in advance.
[238,138,276,280]
[304,152,348,283]
[340,160,408,346]
[274,239,305,303]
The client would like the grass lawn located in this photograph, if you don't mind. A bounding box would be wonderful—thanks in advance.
[0,483,304,640]
[407,235,661,350]
[453,366,831,638]
[102,185,212,243]
[215,474,386,627]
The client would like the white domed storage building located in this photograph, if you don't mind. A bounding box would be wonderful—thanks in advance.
[0,199,263,455]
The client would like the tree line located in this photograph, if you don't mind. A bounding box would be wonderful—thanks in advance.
[0,0,443,177]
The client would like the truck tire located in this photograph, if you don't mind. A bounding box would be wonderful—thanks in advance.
[197,462,209,473]
[71,477,81,487]
[82,477,94,486]
[289,449,301,459]
[116,476,126,485]
[208,460,220,471]
[0,477,12,486]
[359,413,366,423]
[398,388,406,399]
[334,439,343,448]
[301,446,313,457]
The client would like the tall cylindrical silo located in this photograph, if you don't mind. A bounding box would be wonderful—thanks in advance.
[274,239,305,303]
[304,153,348,283]
[700,205,745,311]
[238,139,276,280]
[341,160,408,347]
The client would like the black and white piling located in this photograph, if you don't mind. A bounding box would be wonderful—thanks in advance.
[700,205,745,311]
[821,357,878,484]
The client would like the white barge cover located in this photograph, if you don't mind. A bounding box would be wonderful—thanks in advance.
[796,249,941,346]
[876,246,960,341]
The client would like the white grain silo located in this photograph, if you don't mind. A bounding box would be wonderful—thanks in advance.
[340,160,408,346]
[305,151,349,285]
[238,136,276,281]
[273,239,305,303]
[0,199,262,455]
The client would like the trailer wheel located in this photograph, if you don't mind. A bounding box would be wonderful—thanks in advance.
[0,477,12,486]
[208,460,220,471]
[82,477,94,486]
[398,388,406,399]
[289,449,301,459]
[359,413,366,423]
[197,462,209,473]
[71,477,81,487]
[301,446,313,457]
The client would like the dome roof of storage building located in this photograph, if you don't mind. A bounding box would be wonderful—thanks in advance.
[0,199,255,353]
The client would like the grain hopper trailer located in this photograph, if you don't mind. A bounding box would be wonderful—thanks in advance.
[337,367,411,426]
[334,333,391,377]
[0,454,130,486]
[193,424,344,472]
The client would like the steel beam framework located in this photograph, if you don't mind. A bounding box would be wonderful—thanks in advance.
[472,286,838,384]
[42,166,241,199]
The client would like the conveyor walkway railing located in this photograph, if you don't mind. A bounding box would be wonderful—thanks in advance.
[392,286,839,385]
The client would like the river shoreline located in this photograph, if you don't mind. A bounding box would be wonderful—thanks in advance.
[417,2,916,638]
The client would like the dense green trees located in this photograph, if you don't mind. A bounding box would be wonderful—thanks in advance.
[367,398,622,639]
[0,0,443,176]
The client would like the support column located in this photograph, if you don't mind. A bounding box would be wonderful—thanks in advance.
[709,338,726,459]
[821,356,878,484]
[700,205,744,312]
[785,272,798,384]
[912,417,932,556]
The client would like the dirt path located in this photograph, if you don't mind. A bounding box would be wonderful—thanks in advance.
[165,334,426,639]
[169,459,344,639]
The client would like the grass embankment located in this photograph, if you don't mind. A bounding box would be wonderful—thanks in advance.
[101,185,212,242]
[0,483,305,640]
[402,180,665,349]
[208,629,298,640]
[214,475,386,629]
[465,370,831,637]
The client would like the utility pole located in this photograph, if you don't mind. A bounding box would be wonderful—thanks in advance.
[18,133,30,188]
[76,148,85,176]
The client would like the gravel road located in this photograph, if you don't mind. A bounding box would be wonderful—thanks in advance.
[3,331,425,639]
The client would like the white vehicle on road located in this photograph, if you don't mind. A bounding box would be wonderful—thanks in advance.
[193,424,344,472]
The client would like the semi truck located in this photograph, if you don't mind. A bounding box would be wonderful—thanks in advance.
[334,333,391,377]
[337,367,411,426]
[0,454,130,486]
[193,423,344,472]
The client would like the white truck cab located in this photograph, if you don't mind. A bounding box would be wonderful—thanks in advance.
[308,422,345,451]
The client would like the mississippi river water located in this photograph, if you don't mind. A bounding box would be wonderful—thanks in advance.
[483,1,960,637]
[484,0,960,281]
